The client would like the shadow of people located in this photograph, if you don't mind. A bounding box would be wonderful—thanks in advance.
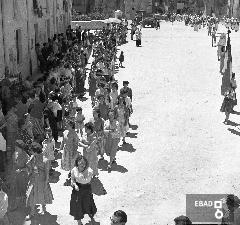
[226,120,239,127]
[98,159,128,173]
[49,170,61,183]
[31,212,60,225]
[129,124,138,130]
[109,163,128,173]
[228,128,240,136]
[85,218,100,225]
[126,132,138,138]
[118,143,136,153]
[63,178,71,186]
[79,96,88,102]
[231,110,240,115]
[91,177,107,196]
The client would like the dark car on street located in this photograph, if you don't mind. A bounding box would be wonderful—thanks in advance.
[142,17,155,28]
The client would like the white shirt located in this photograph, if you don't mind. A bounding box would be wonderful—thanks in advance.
[0,133,6,152]
[52,101,62,117]
[0,190,8,219]
[71,167,93,184]
[64,68,73,80]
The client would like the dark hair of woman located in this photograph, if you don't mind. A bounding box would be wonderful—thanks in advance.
[84,122,94,133]
[21,96,28,104]
[74,155,89,171]
[112,82,118,90]
[50,77,56,85]
[29,91,36,99]
[117,96,126,105]
[39,91,46,103]
[68,120,75,130]
[76,107,82,112]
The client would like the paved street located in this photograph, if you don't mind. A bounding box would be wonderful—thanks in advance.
[9,21,240,225]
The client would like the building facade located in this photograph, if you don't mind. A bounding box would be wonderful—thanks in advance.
[125,0,153,19]
[0,0,72,81]
[72,0,95,14]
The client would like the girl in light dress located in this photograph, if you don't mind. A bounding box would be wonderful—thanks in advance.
[91,110,105,160]
[114,96,129,144]
[104,111,121,170]
[61,121,79,173]
[42,128,55,174]
[22,113,33,140]
[75,107,85,136]
[110,82,119,109]
[69,94,78,120]
[26,142,53,220]
[79,122,99,177]
[0,180,10,225]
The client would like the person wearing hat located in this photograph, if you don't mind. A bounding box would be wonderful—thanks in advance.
[26,142,53,219]
[120,81,132,101]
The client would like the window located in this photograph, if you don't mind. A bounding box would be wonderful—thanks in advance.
[13,0,17,19]
[56,17,59,34]
[16,29,22,65]
[46,19,50,40]
[46,0,50,13]
[34,23,39,44]
[33,0,38,10]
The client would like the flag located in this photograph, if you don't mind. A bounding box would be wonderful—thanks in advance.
[222,48,228,72]
[221,30,232,95]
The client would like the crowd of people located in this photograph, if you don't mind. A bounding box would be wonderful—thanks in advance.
[0,19,130,225]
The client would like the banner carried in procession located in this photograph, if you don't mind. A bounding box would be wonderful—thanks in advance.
[71,20,107,30]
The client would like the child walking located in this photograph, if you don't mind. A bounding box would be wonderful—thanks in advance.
[119,51,124,68]
[42,128,55,175]
[75,107,85,136]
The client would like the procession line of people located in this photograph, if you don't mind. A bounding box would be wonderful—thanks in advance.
[0,20,130,225]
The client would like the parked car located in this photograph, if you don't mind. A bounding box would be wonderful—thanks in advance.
[142,17,155,28]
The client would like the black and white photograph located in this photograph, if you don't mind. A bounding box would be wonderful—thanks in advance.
[0,0,240,224]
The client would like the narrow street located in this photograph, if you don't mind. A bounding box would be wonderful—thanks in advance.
[11,21,240,225]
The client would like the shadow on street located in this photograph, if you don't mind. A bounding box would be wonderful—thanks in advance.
[98,159,128,173]
[91,177,107,196]
[118,143,136,153]
[228,128,240,136]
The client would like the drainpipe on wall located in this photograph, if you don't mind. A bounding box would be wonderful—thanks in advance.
[1,0,7,74]
[26,0,32,76]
